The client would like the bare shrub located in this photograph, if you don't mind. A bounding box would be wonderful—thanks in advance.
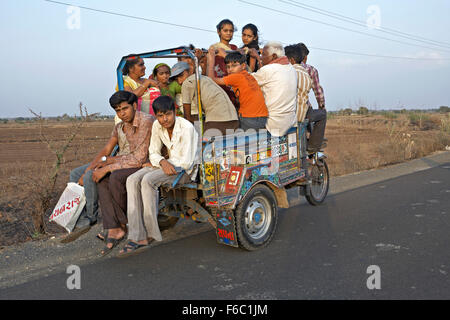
[26,104,91,235]
[408,112,436,130]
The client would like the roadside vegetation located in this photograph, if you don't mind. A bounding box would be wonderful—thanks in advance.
[326,106,450,176]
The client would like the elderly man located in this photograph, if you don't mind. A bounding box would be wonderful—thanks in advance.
[249,41,298,136]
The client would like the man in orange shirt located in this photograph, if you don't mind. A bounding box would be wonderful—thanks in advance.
[207,50,268,130]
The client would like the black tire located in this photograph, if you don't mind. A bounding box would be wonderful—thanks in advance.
[234,184,278,251]
[157,215,179,231]
[305,159,329,206]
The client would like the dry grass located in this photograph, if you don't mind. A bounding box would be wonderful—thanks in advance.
[0,120,111,245]
[325,113,450,176]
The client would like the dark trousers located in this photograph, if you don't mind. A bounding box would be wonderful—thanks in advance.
[239,115,267,131]
[97,167,141,230]
[306,107,327,150]
[204,120,240,136]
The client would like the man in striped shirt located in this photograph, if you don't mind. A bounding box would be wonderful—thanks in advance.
[298,43,327,152]
[285,44,312,123]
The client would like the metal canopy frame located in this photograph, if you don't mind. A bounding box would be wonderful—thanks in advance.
[115,46,204,164]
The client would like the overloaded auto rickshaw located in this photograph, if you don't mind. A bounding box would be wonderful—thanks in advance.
[116,46,329,251]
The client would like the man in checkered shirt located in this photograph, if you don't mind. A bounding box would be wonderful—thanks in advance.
[298,43,327,152]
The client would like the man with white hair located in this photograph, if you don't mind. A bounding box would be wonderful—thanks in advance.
[249,41,298,136]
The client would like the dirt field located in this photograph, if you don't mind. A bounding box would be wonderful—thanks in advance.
[0,121,112,246]
[0,114,449,246]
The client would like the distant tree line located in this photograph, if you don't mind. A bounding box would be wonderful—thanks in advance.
[1,114,116,123]
[327,105,449,117]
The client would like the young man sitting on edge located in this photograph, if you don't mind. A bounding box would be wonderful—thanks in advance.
[206,50,268,131]
[62,91,154,244]
[118,95,199,257]
[96,91,155,255]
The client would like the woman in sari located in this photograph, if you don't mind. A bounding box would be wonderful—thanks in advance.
[119,55,160,116]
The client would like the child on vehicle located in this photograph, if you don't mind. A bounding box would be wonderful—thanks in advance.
[207,50,268,130]
[209,19,239,109]
[151,63,183,116]
[209,19,238,77]
[241,23,261,72]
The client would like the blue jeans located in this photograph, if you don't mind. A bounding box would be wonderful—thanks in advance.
[69,163,98,228]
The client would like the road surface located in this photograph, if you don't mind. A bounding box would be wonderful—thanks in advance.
[1,155,449,300]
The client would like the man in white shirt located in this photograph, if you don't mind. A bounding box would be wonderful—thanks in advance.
[249,41,298,136]
[119,95,199,257]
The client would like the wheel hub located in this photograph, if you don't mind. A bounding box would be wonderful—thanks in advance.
[244,196,272,240]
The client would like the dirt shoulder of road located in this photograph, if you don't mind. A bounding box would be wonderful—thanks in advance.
[0,150,449,290]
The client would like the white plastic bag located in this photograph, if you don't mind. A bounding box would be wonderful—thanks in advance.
[49,182,86,232]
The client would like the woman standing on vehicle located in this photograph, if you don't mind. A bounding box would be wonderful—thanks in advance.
[241,23,261,72]
[119,55,160,116]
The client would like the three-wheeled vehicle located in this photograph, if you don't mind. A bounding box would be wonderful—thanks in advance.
[116,46,329,251]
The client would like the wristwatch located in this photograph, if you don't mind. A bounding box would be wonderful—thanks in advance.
[101,156,107,162]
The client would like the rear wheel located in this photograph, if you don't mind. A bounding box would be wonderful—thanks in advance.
[235,184,278,251]
[305,158,329,205]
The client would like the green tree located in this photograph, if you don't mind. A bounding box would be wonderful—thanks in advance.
[342,108,353,116]
[357,106,369,115]
[439,106,449,113]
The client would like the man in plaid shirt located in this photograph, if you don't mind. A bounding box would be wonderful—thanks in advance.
[298,43,327,152]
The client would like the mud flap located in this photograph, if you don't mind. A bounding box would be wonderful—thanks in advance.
[215,209,239,247]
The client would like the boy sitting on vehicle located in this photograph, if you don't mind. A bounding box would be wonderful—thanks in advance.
[207,50,268,131]
[119,95,198,257]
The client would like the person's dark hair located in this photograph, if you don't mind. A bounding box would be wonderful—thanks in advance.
[109,90,138,109]
[123,54,141,75]
[297,43,309,58]
[242,23,260,49]
[285,44,304,64]
[216,19,235,32]
[152,63,170,77]
[225,51,247,65]
[152,95,176,115]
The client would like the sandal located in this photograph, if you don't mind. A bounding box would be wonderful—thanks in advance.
[97,228,128,242]
[117,241,150,258]
[100,236,125,256]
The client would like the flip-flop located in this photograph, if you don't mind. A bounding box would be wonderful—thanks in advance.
[117,240,150,258]
[100,236,125,256]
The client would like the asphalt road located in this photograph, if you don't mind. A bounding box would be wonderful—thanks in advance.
[1,160,449,300]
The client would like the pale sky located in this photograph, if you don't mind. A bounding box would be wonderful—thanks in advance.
[1,0,449,118]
